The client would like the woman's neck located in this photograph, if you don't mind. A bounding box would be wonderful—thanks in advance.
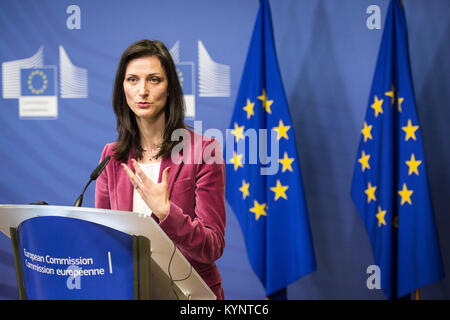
[136,113,165,150]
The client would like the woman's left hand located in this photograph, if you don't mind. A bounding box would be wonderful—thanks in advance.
[122,159,170,220]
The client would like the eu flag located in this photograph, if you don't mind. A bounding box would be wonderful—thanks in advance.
[20,67,56,96]
[351,0,444,299]
[225,0,316,296]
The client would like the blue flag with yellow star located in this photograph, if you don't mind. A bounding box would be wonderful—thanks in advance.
[225,0,316,296]
[351,0,444,299]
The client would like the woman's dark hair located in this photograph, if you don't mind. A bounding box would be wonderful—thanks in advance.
[112,39,186,161]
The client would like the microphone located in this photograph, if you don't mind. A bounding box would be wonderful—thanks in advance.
[74,156,110,207]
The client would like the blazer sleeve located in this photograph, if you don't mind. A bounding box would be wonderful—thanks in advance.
[95,143,111,209]
[159,139,226,265]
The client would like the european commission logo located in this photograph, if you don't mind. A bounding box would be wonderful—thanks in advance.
[2,42,225,119]
[1,46,88,119]
[170,40,231,118]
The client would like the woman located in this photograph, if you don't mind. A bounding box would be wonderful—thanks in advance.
[95,40,226,299]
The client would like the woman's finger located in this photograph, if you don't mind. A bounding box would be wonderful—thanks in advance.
[131,159,151,184]
[122,163,143,189]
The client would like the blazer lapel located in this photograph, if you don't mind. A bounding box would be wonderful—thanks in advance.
[120,148,136,212]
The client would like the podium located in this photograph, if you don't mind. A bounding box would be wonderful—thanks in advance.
[0,204,216,300]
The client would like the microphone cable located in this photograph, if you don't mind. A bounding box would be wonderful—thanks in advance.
[167,241,192,300]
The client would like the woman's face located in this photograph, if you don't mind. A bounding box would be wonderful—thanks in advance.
[123,55,168,122]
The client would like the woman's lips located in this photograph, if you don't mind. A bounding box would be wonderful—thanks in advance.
[137,102,151,108]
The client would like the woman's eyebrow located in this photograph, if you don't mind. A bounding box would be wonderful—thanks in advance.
[125,72,162,77]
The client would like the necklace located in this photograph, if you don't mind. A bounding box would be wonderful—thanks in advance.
[143,150,154,161]
[143,147,160,161]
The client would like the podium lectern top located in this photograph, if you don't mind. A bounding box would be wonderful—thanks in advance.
[0,204,216,300]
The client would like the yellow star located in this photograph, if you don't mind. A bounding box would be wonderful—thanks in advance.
[398,183,413,205]
[361,121,373,143]
[385,85,395,105]
[405,153,422,176]
[279,152,294,173]
[270,179,288,201]
[364,182,377,203]
[402,119,419,142]
[230,151,243,171]
[376,206,387,227]
[273,119,291,141]
[249,200,267,221]
[231,122,245,142]
[239,180,250,199]
[257,89,273,114]
[242,98,255,119]
[397,97,404,112]
[371,95,384,118]
[358,150,371,172]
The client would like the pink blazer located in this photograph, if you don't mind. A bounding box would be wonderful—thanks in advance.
[95,131,226,299]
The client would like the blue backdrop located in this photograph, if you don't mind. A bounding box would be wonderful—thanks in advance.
[0,0,448,299]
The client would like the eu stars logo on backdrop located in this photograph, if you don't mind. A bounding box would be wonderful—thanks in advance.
[21,68,56,96]
[225,0,316,297]
[351,0,444,299]
[19,67,57,118]
[2,46,88,119]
